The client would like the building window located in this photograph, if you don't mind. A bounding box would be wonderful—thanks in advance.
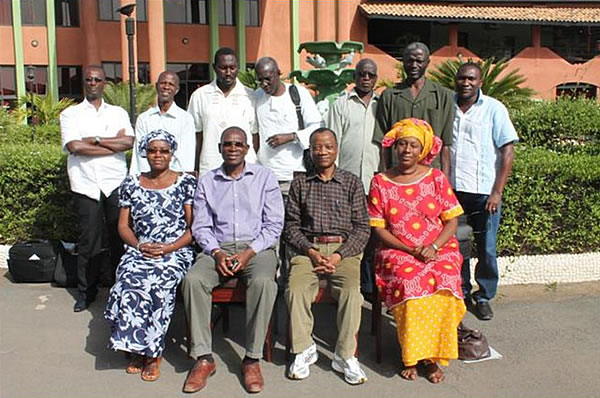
[58,65,82,100]
[0,0,11,25]
[166,63,210,108]
[219,0,233,25]
[55,0,79,27]
[24,65,47,95]
[102,62,151,84]
[99,0,147,22]
[165,0,207,24]
[556,83,597,99]
[0,65,16,106]
[245,0,259,27]
[21,0,46,26]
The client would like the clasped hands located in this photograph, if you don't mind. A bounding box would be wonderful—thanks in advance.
[411,245,438,263]
[138,242,173,259]
[266,133,296,148]
[308,248,341,274]
[214,248,255,277]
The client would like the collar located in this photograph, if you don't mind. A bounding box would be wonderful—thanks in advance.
[306,166,343,183]
[210,78,246,96]
[82,98,107,110]
[454,89,485,107]
[215,162,255,180]
[348,88,379,102]
[149,102,180,118]
[393,78,437,100]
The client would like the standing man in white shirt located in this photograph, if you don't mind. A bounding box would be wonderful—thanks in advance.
[130,70,196,175]
[254,56,324,198]
[450,62,518,321]
[60,66,134,312]
[188,47,257,175]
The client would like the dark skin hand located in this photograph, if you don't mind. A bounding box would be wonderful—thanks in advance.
[214,248,256,277]
[266,133,296,148]
[307,248,341,274]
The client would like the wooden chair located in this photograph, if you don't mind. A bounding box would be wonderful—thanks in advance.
[371,216,473,363]
[211,277,274,362]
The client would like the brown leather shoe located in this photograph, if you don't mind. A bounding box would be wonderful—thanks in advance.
[182,359,216,393]
[242,361,264,394]
[141,357,162,382]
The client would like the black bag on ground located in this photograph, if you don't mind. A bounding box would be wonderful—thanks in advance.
[53,242,78,287]
[8,240,61,283]
[458,322,491,360]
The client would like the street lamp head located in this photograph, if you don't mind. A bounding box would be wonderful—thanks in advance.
[116,3,136,17]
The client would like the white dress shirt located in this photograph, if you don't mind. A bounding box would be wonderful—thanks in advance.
[187,78,257,175]
[129,103,196,175]
[60,99,134,200]
[255,83,324,181]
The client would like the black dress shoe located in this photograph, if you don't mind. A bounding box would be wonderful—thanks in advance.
[476,301,494,320]
[73,297,89,312]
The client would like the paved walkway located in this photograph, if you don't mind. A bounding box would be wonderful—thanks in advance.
[1,273,599,398]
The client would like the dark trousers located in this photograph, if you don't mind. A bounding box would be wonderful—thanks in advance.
[73,191,123,299]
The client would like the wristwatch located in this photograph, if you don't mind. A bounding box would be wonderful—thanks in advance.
[94,136,101,145]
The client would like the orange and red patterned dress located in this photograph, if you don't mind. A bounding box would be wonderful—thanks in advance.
[368,168,466,367]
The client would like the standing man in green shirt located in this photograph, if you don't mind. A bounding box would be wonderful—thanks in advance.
[374,42,454,175]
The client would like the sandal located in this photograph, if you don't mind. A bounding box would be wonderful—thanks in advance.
[422,360,445,384]
[141,357,162,382]
[125,354,146,374]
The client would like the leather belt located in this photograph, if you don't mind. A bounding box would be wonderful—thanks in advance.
[310,235,345,244]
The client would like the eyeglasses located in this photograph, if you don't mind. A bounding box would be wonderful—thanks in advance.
[222,141,247,148]
[147,148,171,155]
[85,77,104,83]
[358,71,377,79]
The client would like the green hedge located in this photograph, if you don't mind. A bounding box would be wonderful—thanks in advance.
[510,98,600,154]
[1,144,600,256]
[0,143,78,243]
[0,123,62,146]
[498,146,600,255]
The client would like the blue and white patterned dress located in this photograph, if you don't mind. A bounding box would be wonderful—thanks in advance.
[104,173,196,358]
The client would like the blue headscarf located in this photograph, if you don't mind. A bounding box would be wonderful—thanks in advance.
[138,129,178,158]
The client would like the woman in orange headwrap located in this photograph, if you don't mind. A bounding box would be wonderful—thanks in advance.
[368,118,465,383]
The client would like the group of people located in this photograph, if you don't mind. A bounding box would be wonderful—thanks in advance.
[59,41,518,393]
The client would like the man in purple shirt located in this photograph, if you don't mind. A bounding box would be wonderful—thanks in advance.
[181,126,284,394]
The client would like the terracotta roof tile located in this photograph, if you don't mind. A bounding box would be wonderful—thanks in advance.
[359,2,600,24]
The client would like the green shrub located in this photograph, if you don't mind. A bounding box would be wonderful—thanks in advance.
[510,97,600,154]
[0,143,78,244]
[498,146,600,255]
[0,124,61,146]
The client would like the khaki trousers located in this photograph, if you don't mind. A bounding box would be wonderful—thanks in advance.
[181,242,278,359]
[285,242,363,359]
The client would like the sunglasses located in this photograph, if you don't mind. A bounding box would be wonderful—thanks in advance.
[147,148,171,155]
[222,141,247,148]
[85,77,104,83]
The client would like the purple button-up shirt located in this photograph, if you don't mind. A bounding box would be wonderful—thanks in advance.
[192,162,284,255]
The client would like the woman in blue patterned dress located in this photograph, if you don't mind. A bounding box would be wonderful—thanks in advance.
[105,130,196,382]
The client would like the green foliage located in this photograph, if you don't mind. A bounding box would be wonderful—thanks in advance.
[238,68,258,90]
[16,93,74,125]
[510,97,600,154]
[103,81,156,117]
[428,57,535,107]
[498,146,600,256]
[0,123,61,146]
[0,144,78,244]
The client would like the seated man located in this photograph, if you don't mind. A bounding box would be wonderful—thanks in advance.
[181,126,284,394]
[284,127,370,385]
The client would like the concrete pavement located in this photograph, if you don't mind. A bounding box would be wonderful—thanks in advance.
[1,272,599,398]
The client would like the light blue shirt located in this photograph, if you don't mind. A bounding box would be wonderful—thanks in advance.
[450,92,519,195]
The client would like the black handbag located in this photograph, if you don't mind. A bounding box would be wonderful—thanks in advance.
[458,322,491,360]
[8,240,61,283]
[53,242,78,287]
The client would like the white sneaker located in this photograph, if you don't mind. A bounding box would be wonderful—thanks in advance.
[287,342,318,380]
[331,353,368,385]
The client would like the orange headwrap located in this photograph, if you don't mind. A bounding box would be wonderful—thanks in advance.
[381,118,442,165]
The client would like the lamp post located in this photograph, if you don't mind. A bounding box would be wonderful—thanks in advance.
[117,3,136,124]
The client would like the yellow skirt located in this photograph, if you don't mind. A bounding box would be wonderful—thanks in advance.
[392,290,466,367]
